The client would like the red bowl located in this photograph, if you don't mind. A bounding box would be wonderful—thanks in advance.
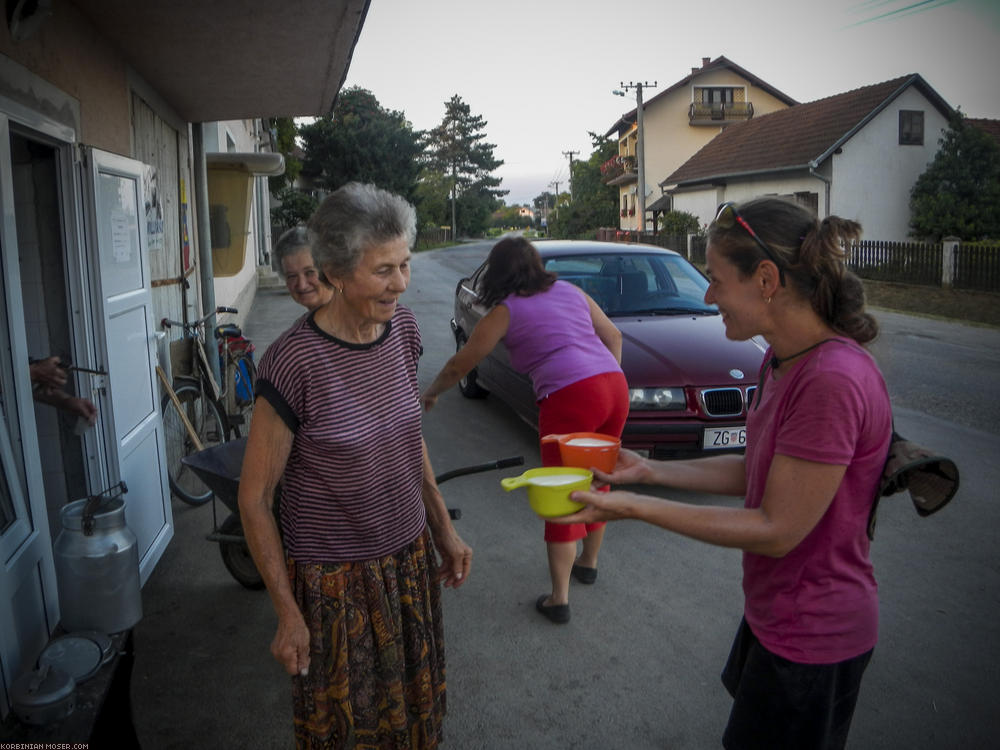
[540,432,621,473]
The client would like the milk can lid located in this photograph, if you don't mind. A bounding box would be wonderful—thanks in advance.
[39,635,104,684]
[12,664,76,709]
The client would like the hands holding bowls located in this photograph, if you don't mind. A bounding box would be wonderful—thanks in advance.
[554,448,652,524]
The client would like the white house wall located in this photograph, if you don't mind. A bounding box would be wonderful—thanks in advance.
[672,174,826,230]
[830,87,949,242]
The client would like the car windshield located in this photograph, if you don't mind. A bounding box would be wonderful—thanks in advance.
[545,253,717,316]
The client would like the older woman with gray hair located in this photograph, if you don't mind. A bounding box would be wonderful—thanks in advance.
[272,225,334,312]
[239,182,472,749]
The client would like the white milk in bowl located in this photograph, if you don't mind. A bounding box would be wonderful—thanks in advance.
[529,474,587,486]
[566,437,615,447]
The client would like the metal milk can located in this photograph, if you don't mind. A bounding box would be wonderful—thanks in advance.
[53,482,142,633]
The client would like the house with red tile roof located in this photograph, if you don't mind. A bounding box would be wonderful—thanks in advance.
[968,118,1000,147]
[603,56,797,232]
[660,74,953,242]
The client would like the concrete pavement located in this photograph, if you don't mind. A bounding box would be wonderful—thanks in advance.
[129,254,1000,749]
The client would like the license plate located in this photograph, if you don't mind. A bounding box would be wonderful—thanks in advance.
[703,426,747,450]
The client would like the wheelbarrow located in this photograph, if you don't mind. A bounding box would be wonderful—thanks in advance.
[181,438,523,589]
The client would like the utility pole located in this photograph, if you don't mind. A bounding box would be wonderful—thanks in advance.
[562,150,578,200]
[549,180,560,220]
[614,80,657,234]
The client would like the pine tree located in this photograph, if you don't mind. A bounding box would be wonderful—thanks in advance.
[422,95,506,238]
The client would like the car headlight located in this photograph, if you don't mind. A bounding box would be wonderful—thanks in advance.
[629,387,686,410]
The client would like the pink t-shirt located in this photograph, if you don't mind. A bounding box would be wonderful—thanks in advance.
[743,338,892,664]
[502,280,621,399]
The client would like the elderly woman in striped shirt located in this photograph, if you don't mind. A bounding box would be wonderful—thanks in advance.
[238,182,471,749]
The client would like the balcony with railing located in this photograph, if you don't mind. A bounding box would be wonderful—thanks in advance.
[600,154,637,185]
[688,101,754,124]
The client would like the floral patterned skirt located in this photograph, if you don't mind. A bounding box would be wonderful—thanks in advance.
[288,530,446,749]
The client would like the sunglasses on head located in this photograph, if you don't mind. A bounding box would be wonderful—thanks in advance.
[714,202,786,286]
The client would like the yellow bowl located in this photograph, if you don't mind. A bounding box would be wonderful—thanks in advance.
[500,467,592,518]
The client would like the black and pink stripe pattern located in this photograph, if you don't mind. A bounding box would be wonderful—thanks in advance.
[256,306,427,562]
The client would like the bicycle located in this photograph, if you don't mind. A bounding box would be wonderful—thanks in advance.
[159,307,257,506]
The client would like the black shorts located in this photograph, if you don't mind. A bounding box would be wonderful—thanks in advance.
[721,618,873,750]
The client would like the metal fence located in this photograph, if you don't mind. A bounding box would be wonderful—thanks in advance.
[953,242,1000,292]
[597,230,1000,293]
[847,240,942,286]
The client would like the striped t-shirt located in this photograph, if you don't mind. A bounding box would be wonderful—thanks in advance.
[255,305,426,563]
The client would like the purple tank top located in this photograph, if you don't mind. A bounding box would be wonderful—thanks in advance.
[502,280,621,399]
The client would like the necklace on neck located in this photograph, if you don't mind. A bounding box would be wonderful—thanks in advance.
[753,338,844,411]
[768,338,840,371]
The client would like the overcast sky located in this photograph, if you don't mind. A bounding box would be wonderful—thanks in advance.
[341,0,1000,206]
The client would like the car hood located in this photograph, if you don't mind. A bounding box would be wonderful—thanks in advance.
[617,314,766,387]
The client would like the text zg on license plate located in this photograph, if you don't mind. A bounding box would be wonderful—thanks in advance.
[703,426,746,450]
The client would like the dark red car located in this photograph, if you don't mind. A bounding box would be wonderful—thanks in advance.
[451,240,767,458]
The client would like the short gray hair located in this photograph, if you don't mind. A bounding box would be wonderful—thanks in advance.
[307,182,417,280]
[271,225,311,279]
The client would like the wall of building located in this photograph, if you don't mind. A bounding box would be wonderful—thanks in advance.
[0,3,131,154]
[830,87,949,242]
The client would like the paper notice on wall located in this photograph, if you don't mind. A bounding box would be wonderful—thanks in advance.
[110,209,133,263]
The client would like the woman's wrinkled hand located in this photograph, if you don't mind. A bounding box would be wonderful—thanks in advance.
[272,609,311,677]
[435,531,472,589]
[30,356,67,390]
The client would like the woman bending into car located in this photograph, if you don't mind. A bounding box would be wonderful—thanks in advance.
[557,197,892,749]
[421,236,628,625]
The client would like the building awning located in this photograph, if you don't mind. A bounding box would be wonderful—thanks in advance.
[71,0,371,120]
[647,194,673,213]
[206,152,285,176]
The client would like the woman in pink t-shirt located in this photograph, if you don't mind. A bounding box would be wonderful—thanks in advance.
[421,237,628,625]
[559,197,892,749]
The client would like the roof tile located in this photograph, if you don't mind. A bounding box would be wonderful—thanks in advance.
[664,75,945,186]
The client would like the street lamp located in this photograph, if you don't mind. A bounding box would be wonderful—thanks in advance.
[613,81,657,234]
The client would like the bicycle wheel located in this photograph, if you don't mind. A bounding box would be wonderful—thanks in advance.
[161,381,228,506]
[218,513,264,590]
[225,352,257,437]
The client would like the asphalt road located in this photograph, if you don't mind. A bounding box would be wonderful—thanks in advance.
[131,241,1000,749]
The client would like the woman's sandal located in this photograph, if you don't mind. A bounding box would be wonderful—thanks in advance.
[571,564,598,585]
[535,594,570,624]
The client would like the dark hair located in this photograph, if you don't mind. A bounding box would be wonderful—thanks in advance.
[707,196,878,344]
[307,182,417,281]
[478,237,557,308]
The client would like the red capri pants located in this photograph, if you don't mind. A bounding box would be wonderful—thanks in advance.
[537,370,629,543]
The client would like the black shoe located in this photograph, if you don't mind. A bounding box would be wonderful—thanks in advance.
[571,564,598,585]
[535,594,570,624]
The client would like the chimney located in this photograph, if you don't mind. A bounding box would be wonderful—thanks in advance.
[702,57,711,67]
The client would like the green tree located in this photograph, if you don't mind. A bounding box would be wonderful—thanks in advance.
[549,132,618,239]
[270,187,318,232]
[266,117,303,195]
[910,112,1000,241]
[298,87,423,201]
[658,210,702,236]
[423,95,507,238]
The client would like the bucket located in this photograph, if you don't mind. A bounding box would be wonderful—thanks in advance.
[500,467,592,518]
[540,432,621,473]
[53,485,142,634]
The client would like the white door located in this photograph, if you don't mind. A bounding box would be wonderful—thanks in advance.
[0,114,60,718]
[83,148,172,584]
